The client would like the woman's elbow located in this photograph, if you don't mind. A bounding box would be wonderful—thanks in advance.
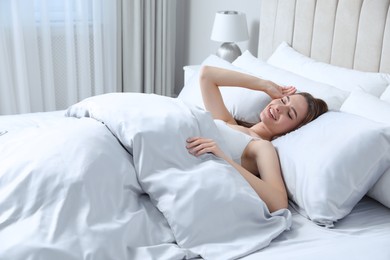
[199,66,219,92]
[268,194,288,213]
[269,203,288,213]
[199,65,213,82]
[278,198,289,211]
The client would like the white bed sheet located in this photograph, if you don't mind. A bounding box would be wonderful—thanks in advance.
[2,109,390,260]
[0,110,186,260]
[0,95,291,260]
[243,196,390,260]
[0,110,66,130]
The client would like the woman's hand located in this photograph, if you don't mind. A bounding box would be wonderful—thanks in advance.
[265,81,296,99]
[186,137,228,160]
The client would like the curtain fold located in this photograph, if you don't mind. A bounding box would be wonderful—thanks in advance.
[123,0,176,96]
[0,0,121,115]
[0,0,176,115]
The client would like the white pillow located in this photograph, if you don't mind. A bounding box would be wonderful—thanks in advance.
[272,111,390,227]
[368,168,390,208]
[178,55,271,124]
[381,86,390,103]
[340,91,390,208]
[340,91,390,124]
[233,51,349,111]
[267,42,390,97]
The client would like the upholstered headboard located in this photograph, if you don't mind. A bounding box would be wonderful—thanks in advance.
[258,0,390,73]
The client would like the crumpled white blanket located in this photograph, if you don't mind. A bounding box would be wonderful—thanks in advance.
[0,93,291,260]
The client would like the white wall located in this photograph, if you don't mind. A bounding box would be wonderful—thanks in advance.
[174,0,262,95]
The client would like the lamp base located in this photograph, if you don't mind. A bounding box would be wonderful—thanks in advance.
[216,42,242,62]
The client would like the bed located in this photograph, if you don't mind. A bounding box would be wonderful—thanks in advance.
[1,0,390,259]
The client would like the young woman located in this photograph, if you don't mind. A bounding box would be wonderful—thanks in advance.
[186,66,328,213]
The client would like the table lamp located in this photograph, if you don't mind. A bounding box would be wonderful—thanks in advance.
[211,11,249,62]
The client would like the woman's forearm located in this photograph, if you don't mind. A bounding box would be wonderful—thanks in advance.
[223,157,288,213]
[198,65,295,123]
[186,136,288,212]
[199,66,274,123]
[199,66,272,92]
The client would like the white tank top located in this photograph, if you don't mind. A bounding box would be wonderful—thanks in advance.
[214,120,254,164]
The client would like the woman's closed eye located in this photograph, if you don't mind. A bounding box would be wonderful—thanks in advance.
[287,111,293,120]
[280,97,294,120]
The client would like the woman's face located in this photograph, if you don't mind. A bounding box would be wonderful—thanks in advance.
[260,94,308,136]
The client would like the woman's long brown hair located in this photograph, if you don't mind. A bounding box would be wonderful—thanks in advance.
[295,92,328,128]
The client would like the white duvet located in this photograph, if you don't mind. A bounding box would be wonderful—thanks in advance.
[0,93,291,260]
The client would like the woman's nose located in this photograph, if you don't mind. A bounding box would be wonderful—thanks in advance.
[276,104,288,113]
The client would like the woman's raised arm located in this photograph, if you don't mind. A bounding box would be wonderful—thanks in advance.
[199,66,295,124]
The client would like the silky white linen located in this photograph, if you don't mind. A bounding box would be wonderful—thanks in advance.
[0,93,292,260]
[0,116,193,260]
[272,111,390,227]
[340,91,390,208]
[368,168,390,208]
[381,86,390,102]
[267,42,390,96]
[66,93,292,260]
[242,197,390,260]
[0,110,65,130]
[340,91,390,124]
[232,50,349,111]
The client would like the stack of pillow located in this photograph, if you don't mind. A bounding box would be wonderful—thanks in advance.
[178,42,390,227]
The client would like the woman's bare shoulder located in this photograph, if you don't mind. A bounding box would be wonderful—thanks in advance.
[244,139,275,157]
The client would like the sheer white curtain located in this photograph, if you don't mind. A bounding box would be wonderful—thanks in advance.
[122,0,176,96]
[0,0,121,115]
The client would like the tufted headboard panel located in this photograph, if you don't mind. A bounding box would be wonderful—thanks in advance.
[258,0,390,73]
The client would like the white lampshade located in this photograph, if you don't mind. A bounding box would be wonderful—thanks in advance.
[211,11,249,43]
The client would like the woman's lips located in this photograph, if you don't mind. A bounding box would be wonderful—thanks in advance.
[268,107,277,120]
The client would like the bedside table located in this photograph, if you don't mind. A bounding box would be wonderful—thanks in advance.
[183,65,201,85]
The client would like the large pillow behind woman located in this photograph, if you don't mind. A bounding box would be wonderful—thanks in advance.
[340,91,390,208]
[272,111,390,227]
[179,53,348,125]
[232,51,349,111]
[267,42,390,97]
